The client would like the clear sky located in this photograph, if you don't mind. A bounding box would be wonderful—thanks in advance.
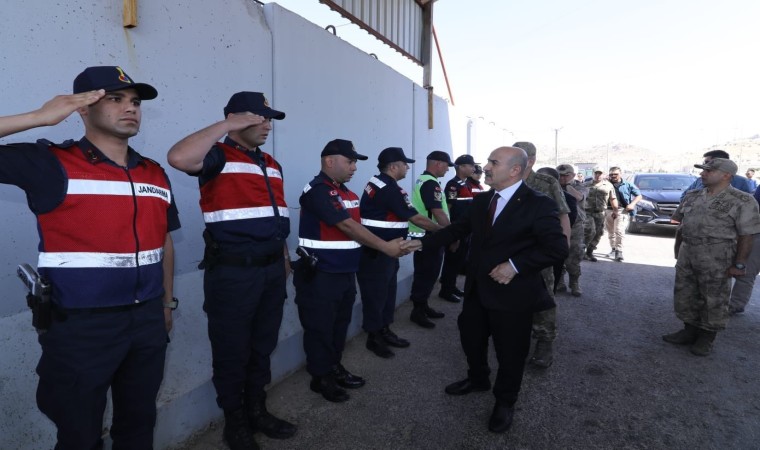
[263,0,759,154]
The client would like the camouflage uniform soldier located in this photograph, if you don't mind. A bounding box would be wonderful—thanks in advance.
[557,164,585,296]
[583,168,618,261]
[514,142,571,369]
[663,158,760,356]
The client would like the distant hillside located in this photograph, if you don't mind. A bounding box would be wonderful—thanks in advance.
[536,136,760,174]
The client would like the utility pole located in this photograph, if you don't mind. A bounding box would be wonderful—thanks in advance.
[553,127,563,165]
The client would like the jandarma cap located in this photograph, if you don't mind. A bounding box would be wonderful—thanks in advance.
[224,92,286,120]
[557,164,576,175]
[694,158,738,176]
[513,141,537,157]
[321,139,368,160]
[378,147,415,164]
[73,66,158,100]
[454,154,479,166]
[427,151,454,166]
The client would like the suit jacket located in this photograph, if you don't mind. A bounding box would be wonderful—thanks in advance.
[422,182,568,312]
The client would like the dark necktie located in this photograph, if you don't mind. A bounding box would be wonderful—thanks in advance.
[488,192,500,227]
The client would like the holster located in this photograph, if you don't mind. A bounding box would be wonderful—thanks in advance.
[26,293,52,333]
[198,229,221,271]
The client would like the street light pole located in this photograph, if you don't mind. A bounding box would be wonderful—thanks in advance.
[553,127,563,165]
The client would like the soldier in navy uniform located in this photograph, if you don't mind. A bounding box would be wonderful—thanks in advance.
[295,139,410,403]
[358,147,443,358]
[439,154,481,303]
[168,92,294,449]
[0,66,179,450]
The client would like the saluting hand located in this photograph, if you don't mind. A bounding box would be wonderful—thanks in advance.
[225,112,266,132]
[35,90,106,126]
[489,261,516,285]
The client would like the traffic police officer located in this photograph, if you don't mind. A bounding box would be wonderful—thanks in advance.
[0,66,179,449]
[295,139,409,402]
[358,147,442,358]
[439,154,481,303]
[168,92,294,449]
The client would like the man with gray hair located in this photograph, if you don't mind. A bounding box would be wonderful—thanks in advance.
[513,141,570,368]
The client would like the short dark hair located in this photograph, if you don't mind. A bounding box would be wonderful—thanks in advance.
[609,166,622,173]
[704,150,730,159]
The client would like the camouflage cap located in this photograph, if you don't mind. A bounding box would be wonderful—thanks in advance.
[694,157,738,176]
[513,141,537,157]
[556,164,576,175]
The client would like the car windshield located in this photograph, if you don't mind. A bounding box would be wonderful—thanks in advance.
[635,175,694,191]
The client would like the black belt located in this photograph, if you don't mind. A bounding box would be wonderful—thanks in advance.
[216,252,283,267]
[56,299,151,315]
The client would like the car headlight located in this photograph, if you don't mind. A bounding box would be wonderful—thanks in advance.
[637,199,656,211]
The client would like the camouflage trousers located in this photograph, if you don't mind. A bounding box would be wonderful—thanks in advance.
[565,221,584,278]
[674,241,734,331]
[584,211,605,251]
[533,267,557,341]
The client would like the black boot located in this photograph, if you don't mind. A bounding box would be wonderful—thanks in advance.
[366,331,395,358]
[380,325,410,348]
[662,323,699,345]
[309,372,350,403]
[410,305,435,328]
[247,396,296,439]
[224,408,259,450]
[424,305,445,319]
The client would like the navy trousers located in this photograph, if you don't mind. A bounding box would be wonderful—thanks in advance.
[36,299,167,450]
[440,236,469,293]
[294,270,356,377]
[357,248,400,333]
[204,261,286,411]
[410,239,444,305]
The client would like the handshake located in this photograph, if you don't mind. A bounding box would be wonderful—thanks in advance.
[383,238,423,258]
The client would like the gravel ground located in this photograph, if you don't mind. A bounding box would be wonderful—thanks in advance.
[176,229,760,450]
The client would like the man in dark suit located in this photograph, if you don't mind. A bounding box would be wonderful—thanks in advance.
[411,146,568,433]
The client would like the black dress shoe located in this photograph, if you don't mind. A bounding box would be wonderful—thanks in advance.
[309,375,350,403]
[488,403,515,433]
[438,291,463,303]
[454,287,465,296]
[366,332,395,358]
[380,326,410,348]
[333,364,366,389]
[424,306,445,319]
[444,378,491,396]
[410,307,435,328]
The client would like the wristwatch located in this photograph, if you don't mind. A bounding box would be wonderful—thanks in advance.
[734,263,746,270]
[164,297,179,310]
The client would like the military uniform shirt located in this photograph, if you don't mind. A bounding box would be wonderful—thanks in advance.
[673,186,760,240]
[525,171,571,214]
[584,179,616,213]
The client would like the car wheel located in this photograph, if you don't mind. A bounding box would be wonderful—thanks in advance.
[627,221,640,234]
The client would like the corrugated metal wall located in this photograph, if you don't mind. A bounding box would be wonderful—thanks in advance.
[322,0,424,63]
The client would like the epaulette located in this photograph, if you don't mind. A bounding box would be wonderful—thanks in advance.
[37,138,76,149]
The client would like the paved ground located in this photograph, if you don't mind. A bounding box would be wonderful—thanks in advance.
[175,229,760,450]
